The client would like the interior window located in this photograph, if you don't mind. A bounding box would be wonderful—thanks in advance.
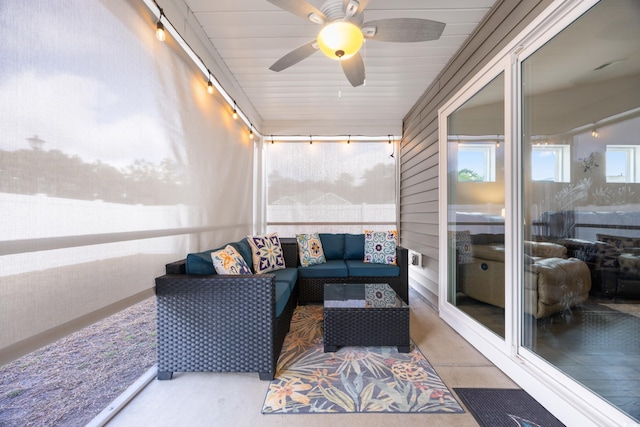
[531,144,570,182]
[457,142,497,182]
[606,145,640,183]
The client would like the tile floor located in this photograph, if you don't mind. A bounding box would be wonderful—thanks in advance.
[106,289,519,427]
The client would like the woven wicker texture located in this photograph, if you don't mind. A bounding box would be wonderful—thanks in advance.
[298,246,409,305]
[323,306,410,350]
[156,274,297,380]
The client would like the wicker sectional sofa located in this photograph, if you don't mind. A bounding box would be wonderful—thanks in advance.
[292,233,408,305]
[155,233,408,381]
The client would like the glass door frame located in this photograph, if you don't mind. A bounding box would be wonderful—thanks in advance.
[437,0,636,425]
[438,60,513,356]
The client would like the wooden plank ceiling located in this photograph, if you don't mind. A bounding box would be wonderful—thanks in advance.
[182,0,497,136]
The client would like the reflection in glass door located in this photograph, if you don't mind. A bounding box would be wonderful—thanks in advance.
[447,73,505,338]
[521,0,640,421]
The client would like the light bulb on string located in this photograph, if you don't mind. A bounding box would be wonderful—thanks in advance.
[155,10,166,41]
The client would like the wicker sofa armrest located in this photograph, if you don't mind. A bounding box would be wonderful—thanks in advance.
[396,246,409,303]
[165,259,186,274]
[155,273,278,380]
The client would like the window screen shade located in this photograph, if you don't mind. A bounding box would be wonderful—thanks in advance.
[0,0,254,364]
[266,142,396,235]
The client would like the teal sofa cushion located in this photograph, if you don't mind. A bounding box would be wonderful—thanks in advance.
[297,260,348,278]
[319,233,345,260]
[275,280,291,317]
[232,238,253,269]
[273,267,298,291]
[345,260,400,277]
[185,249,217,275]
[344,234,365,260]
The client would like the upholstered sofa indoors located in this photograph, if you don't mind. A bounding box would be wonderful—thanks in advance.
[535,209,640,297]
[155,232,408,381]
[458,234,591,318]
[548,235,640,298]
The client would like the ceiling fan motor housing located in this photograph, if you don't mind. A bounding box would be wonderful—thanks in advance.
[320,0,364,25]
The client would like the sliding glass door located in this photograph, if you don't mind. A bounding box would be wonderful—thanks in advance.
[521,0,640,420]
[446,73,505,338]
[441,0,640,423]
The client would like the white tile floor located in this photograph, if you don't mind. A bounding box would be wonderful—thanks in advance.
[106,289,518,427]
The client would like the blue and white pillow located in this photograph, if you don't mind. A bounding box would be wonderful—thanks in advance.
[211,245,252,275]
[247,233,286,274]
[296,233,326,267]
[364,230,398,265]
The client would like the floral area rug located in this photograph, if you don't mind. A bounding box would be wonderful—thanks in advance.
[262,305,464,414]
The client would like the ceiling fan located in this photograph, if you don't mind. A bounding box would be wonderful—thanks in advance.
[267,0,446,87]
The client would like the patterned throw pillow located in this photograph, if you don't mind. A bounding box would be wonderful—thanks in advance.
[247,233,286,274]
[597,233,640,250]
[448,230,473,264]
[364,230,398,265]
[296,233,326,267]
[364,283,398,307]
[211,245,252,275]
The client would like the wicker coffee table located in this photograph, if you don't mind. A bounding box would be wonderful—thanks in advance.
[323,283,410,353]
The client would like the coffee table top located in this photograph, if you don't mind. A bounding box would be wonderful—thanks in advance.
[324,283,407,309]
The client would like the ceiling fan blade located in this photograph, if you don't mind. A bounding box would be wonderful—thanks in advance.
[341,52,365,87]
[362,18,446,42]
[267,0,326,24]
[343,0,369,18]
[269,40,319,72]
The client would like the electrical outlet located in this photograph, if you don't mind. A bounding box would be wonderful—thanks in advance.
[409,250,422,267]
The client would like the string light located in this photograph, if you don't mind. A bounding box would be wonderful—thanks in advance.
[155,9,166,41]
[249,124,254,139]
[147,2,399,146]
[146,0,263,141]
[592,129,599,138]
[207,75,214,95]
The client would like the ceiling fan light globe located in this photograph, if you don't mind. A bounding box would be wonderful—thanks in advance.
[317,21,363,60]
